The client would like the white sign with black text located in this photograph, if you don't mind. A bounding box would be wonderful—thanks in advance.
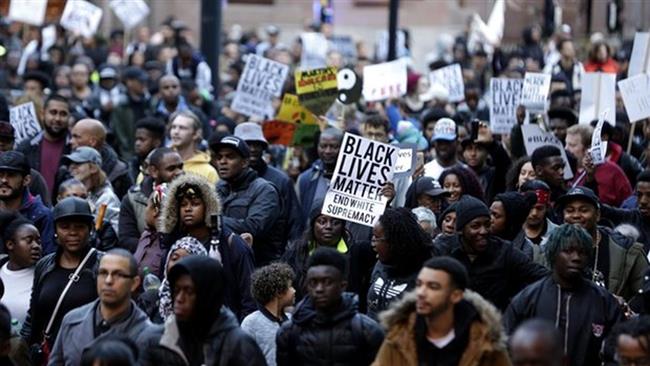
[10,102,41,143]
[429,64,465,103]
[579,72,616,125]
[231,55,289,118]
[489,78,522,134]
[521,124,573,180]
[60,0,103,38]
[8,0,47,26]
[520,73,551,112]
[109,0,150,29]
[618,74,650,123]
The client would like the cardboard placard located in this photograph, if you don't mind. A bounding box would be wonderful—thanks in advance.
[520,72,551,112]
[262,120,296,146]
[300,32,328,69]
[231,55,289,118]
[579,72,616,125]
[322,133,398,227]
[275,94,318,125]
[590,111,609,165]
[60,0,103,38]
[628,32,650,78]
[8,0,47,26]
[429,64,465,103]
[295,67,338,116]
[362,59,407,102]
[618,74,650,123]
[489,78,523,134]
[394,144,417,178]
[521,124,573,180]
[109,0,150,29]
[10,102,41,143]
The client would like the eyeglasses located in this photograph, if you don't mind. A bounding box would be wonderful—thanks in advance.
[98,270,136,280]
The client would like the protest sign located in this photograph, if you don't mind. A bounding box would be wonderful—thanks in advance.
[295,67,338,116]
[618,74,650,122]
[489,78,522,134]
[329,35,357,61]
[300,32,328,69]
[362,59,407,102]
[60,0,103,38]
[579,73,615,125]
[10,102,41,143]
[8,0,47,26]
[590,111,609,166]
[337,68,362,104]
[520,72,551,112]
[322,133,398,227]
[468,0,504,50]
[521,124,573,180]
[231,55,289,118]
[429,64,465,103]
[394,144,417,178]
[262,121,296,146]
[628,32,650,77]
[276,94,318,125]
[292,124,320,147]
[109,0,150,29]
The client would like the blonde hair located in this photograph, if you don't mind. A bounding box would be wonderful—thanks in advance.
[566,124,593,146]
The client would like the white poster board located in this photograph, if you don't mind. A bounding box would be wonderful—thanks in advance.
[9,102,41,143]
[300,32,328,69]
[109,0,150,29]
[618,74,650,123]
[590,111,608,165]
[520,72,551,112]
[628,32,650,78]
[521,124,574,180]
[362,59,407,102]
[579,72,616,126]
[60,0,103,38]
[322,133,398,227]
[393,144,417,178]
[231,55,289,118]
[8,0,47,26]
[429,64,465,103]
[489,78,522,134]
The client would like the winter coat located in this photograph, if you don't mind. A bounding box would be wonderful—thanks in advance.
[217,168,281,266]
[98,145,133,200]
[15,132,71,190]
[118,177,154,252]
[504,276,624,366]
[600,204,650,252]
[599,226,648,300]
[372,290,511,366]
[141,309,266,366]
[48,300,155,366]
[183,152,218,184]
[109,95,152,160]
[88,180,120,235]
[367,262,419,321]
[297,159,327,220]
[276,293,384,366]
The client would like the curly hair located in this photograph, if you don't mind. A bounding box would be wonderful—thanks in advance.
[506,156,531,191]
[439,166,485,202]
[544,223,593,269]
[378,207,432,272]
[250,262,295,305]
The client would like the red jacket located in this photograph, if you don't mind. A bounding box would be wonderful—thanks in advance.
[573,161,632,206]
[584,58,619,74]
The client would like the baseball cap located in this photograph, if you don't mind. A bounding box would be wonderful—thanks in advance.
[63,146,103,166]
[0,151,30,175]
[555,186,600,210]
[0,121,14,139]
[212,135,251,158]
[234,122,268,147]
[99,66,117,79]
[415,177,449,198]
[432,118,457,142]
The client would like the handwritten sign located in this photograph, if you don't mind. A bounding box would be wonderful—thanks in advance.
[579,72,615,125]
[295,67,338,116]
[8,0,47,26]
[521,124,573,180]
[629,32,650,77]
[109,0,150,29]
[10,102,41,143]
[394,144,417,178]
[231,55,289,118]
[618,74,650,123]
[429,64,465,103]
[60,0,103,38]
[490,78,522,134]
[520,72,551,112]
[362,59,407,102]
[276,94,318,125]
[322,133,398,227]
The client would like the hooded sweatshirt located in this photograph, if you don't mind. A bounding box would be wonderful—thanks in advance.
[183,151,218,184]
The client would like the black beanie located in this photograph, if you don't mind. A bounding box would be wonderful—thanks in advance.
[494,191,537,241]
[455,196,490,231]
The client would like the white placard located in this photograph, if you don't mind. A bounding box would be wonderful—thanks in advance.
[590,111,609,165]
[60,0,103,38]
[362,59,407,102]
[521,124,574,180]
[8,0,47,26]
[322,133,398,227]
[489,78,522,134]
[520,72,551,112]
[579,72,616,126]
[618,74,650,123]
[628,32,650,78]
[9,102,42,143]
[231,55,289,118]
[393,144,416,178]
[109,0,150,29]
[429,64,465,103]
[300,32,328,69]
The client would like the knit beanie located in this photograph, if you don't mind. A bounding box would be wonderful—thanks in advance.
[455,196,490,231]
[493,191,537,241]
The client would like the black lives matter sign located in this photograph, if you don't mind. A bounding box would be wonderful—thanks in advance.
[232,55,289,118]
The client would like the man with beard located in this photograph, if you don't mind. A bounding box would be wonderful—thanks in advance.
[17,94,72,196]
[424,118,464,180]
[373,257,510,365]
[0,152,55,254]
[504,224,624,366]
[169,110,217,184]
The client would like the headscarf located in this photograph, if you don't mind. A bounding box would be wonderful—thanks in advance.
[158,236,208,320]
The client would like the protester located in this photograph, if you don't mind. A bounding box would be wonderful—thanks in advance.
[519,180,558,265]
[277,247,384,366]
[168,110,217,184]
[411,206,437,236]
[133,184,167,278]
[79,336,139,366]
[439,166,485,204]
[490,191,537,259]
[129,117,166,182]
[0,304,16,366]
[373,257,510,366]
[509,319,565,366]
[404,176,449,215]
[530,146,566,203]
[424,118,463,179]
[609,316,650,366]
[505,157,536,192]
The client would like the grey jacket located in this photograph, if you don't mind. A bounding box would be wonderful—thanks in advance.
[48,299,154,366]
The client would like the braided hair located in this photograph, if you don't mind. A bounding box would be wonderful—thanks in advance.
[378,207,432,273]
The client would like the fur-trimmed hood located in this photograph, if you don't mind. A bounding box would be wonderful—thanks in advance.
[158,173,221,234]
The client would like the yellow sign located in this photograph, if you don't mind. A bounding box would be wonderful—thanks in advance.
[295,67,338,116]
[275,94,318,125]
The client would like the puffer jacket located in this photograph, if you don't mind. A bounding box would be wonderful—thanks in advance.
[372,290,510,366]
[276,293,384,366]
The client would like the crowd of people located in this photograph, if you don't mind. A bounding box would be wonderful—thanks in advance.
[2,10,650,366]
